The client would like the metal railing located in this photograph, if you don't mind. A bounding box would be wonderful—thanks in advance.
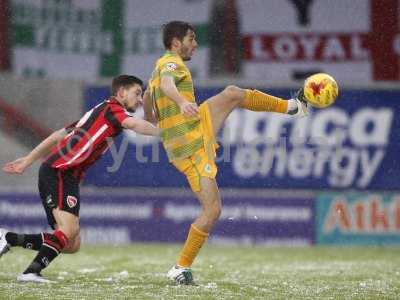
[0,96,51,148]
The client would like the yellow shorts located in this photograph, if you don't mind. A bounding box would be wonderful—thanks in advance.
[171,102,218,192]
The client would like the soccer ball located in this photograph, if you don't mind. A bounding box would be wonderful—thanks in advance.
[303,73,339,108]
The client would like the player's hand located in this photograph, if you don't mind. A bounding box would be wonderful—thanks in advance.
[2,156,31,174]
[180,102,199,118]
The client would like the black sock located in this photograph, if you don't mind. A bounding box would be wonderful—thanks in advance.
[5,232,24,246]
[23,233,64,274]
[5,232,44,250]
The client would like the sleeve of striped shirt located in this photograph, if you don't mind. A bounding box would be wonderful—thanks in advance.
[105,104,130,129]
[159,59,186,83]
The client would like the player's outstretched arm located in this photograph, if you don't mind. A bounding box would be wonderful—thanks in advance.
[122,116,159,136]
[160,76,199,118]
[142,88,157,124]
[3,128,68,174]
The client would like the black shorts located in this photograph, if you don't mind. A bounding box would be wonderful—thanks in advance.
[38,163,80,229]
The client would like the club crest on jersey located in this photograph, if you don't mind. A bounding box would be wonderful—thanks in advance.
[166,62,177,71]
[67,196,78,208]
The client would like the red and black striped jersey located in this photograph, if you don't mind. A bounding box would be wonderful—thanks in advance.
[44,97,131,177]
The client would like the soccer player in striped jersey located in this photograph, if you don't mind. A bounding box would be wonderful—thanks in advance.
[0,75,159,283]
[145,21,308,285]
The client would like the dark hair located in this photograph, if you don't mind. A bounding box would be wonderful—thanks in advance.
[111,75,143,96]
[162,20,195,49]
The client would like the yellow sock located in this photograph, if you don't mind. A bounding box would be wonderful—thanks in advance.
[177,224,209,268]
[241,89,288,113]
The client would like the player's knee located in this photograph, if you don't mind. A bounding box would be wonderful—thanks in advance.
[70,237,81,253]
[58,225,80,242]
[63,236,81,254]
[205,203,221,222]
[223,85,243,102]
[69,227,80,241]
[214,205,222,220]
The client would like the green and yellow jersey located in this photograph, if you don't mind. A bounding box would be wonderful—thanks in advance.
[149,51,203,161]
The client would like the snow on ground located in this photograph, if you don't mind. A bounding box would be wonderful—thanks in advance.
[0,244,399,299]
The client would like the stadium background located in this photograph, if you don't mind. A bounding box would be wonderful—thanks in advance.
[0,0,399,247]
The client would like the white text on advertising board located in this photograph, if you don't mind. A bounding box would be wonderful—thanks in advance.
[223,107,393,188]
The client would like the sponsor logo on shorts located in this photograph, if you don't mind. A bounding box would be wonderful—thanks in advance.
[46,195,56,209]
[204,163,212,174]
[67,196,78,208]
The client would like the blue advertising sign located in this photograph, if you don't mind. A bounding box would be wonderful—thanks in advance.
[83,87,400,190]
[0,193,314,245]
[316,192,400,245]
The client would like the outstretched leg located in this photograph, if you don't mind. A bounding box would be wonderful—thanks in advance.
[206,85,304,135]
[2,226,80,254]
[2,230,44,252]
[17,209,79,283]
[1,230,79,277]
[0,230,81,256]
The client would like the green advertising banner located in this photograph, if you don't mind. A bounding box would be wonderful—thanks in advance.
[9,0,399,82]
[316,192,400,245]
[10,0,211,80]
